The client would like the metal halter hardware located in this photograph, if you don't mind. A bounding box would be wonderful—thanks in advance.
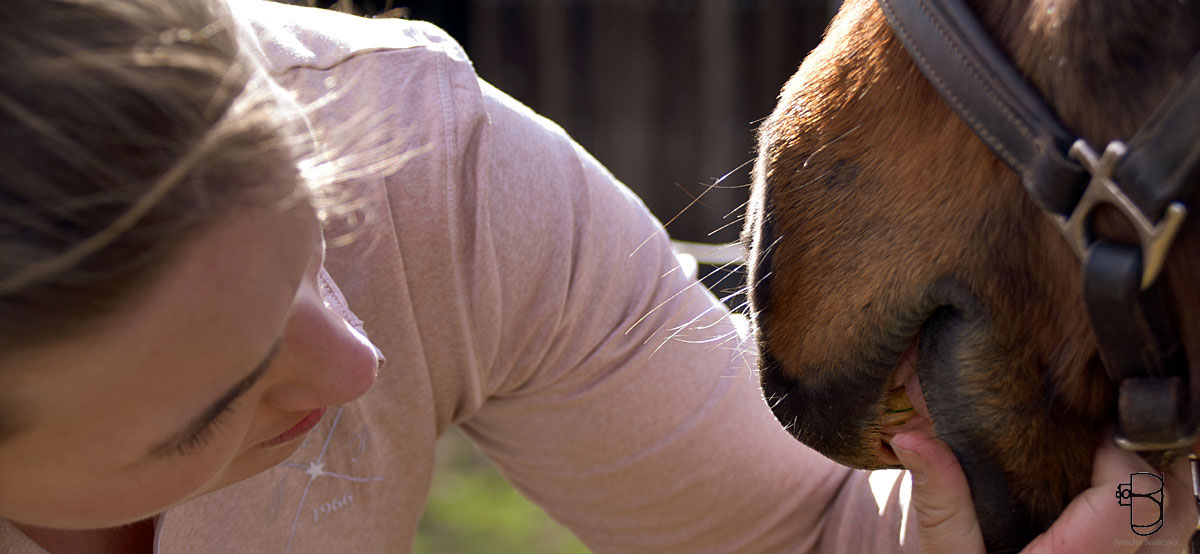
[1054,140,1187,290]
[874,0,1200,551]
[1067,141,1195,456]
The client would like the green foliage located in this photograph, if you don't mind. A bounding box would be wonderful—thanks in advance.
[414,428,592,554]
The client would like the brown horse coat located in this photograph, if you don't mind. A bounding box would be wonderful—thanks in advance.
[745,0,1200,530]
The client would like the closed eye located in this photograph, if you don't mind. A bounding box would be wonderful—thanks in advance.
[174,403,236,456]
[148,339,279,459]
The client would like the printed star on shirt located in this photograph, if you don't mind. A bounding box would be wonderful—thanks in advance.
[304,461,326,479]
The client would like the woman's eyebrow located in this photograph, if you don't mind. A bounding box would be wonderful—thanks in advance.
[146,338,283,458]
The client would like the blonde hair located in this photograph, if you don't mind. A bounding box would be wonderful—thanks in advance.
[0,0,311,359]
[0,0,433,443]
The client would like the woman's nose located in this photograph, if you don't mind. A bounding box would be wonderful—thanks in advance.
[366,332,387,376]
[262,292,380,412]
[374,345,387,377]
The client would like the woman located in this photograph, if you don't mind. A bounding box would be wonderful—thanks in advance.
[0,1,1191,553]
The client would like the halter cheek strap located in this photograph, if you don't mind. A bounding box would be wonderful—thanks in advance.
[876,0,1200,550]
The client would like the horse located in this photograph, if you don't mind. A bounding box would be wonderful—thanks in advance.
[742,0,1200,548]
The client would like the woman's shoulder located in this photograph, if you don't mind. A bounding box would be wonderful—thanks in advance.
[227,0,470,77]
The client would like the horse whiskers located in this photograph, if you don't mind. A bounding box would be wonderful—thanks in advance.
[649,302,729,356]
[659,264,682,280]
[723,294,750,311]
[629,157,754,258]
[624,272,709,336]
[649,295,755,360]
[721,199,751,221]
[672,181,721,212]
[627,253,746,335]
[669,329,740,345]
[706,215,745,238]
[708,158,755,188]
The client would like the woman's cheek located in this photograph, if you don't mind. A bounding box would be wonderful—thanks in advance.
[32,444,236,528]
[134,446,242,508]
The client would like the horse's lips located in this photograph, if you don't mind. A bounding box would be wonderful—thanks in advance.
[878,335,935,464]
[899,340,932,425]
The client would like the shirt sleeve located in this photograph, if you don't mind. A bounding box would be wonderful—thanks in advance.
[426,64,914,553]
[283,24,918,552]
[233,5,921,551]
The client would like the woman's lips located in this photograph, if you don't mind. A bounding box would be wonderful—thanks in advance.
[260,407,327,448]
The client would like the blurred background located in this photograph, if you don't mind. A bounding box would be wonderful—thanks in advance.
[292,1,839,551]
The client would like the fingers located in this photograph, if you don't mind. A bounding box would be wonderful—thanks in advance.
[891,431,1197,554]
[1023,438,1197,554]
[890,432,986,554]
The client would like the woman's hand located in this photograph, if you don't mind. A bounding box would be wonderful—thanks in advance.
[890,431,1197,553]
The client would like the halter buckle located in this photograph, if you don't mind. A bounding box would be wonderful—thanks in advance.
[1112,377,1196,455]
[1051,140,1187,289]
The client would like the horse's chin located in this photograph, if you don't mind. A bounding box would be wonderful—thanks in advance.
[761,279,990,469]
[759,330,938,470]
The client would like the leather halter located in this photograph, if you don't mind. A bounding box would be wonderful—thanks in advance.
[874,0,1200,550]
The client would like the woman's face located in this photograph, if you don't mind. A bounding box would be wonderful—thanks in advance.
[0,201,381,530]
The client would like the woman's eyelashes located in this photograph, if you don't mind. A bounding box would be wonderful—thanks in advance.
[174,405,236,456]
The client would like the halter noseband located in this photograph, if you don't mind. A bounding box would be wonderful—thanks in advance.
[875,0,1200,550]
